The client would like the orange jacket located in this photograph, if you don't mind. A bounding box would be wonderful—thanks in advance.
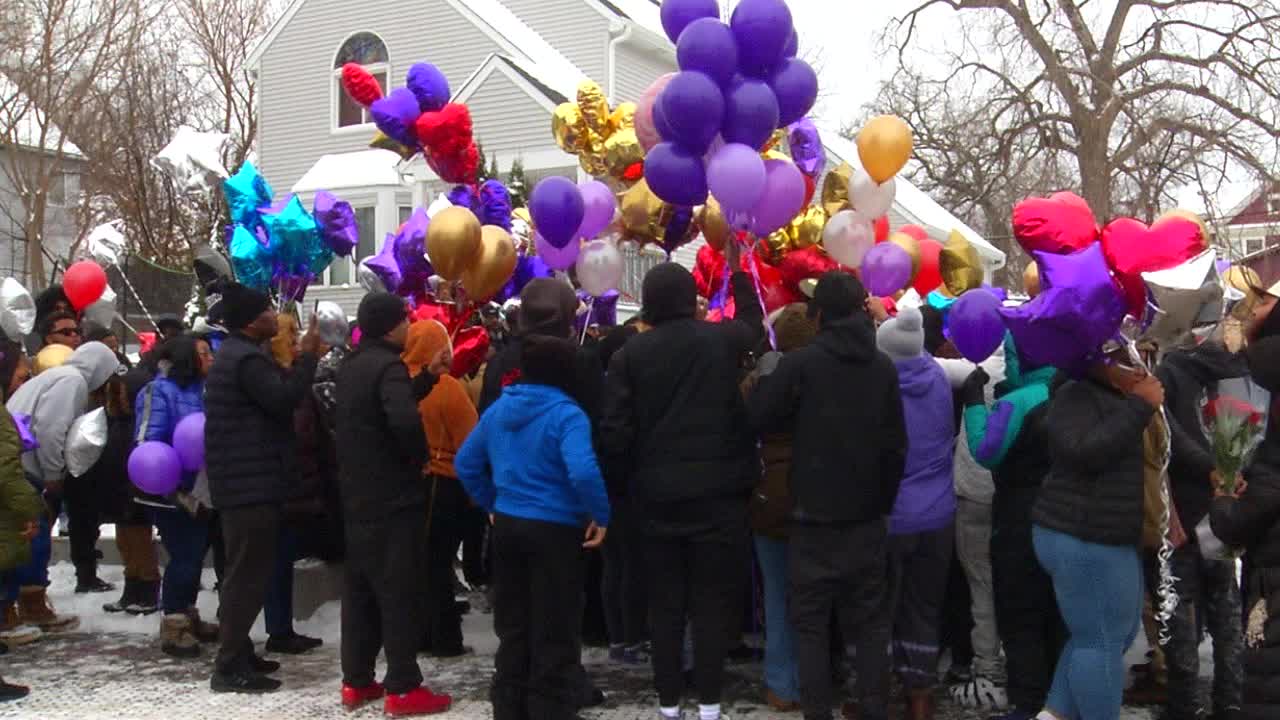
[402,321,478,478]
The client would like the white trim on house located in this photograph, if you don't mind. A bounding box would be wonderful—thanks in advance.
[246,0,307,69]
[441,0,588,100]
[327,31,392,136]
[453,55,563,114]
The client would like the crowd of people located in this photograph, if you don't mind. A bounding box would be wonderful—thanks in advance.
[0,251,1277,720]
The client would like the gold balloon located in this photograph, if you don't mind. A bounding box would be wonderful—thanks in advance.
[34,344,72,375]
[762,149,791,163]
[609,102,637,134]
[790,205,827,250]
[762,229,794,261]
[603,128,644,179]
[512,207,532,230]
[1023,262,1041,299]
[888,231,922,281]
[821,162,853,217]
[939,230,983,295]
[462,225,518,301]
[1156,208,1211,248]
[857,115,913,184]
[426,206,483,281]
[762,128,787,153]
[552,102,586,154]
[1224,265,1262,320]
[369,131,417,161]
[697,197,731,251]
[577,81,610,136]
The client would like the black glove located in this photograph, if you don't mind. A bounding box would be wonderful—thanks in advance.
[960,367,989,408]
[411,371,439,401]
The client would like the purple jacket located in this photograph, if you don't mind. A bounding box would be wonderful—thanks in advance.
[889,355,957,534]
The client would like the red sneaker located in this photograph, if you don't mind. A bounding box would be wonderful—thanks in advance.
[340,682,385,710]
[384,686,452,716]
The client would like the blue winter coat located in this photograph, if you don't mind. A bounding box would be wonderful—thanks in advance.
[135,375,204,491]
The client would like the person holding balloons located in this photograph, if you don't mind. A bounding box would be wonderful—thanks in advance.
[133,334,218,658]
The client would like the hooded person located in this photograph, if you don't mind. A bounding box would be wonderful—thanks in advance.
[402,318,479,658]
[747,271,904,720]
[203,282,323,694]
[4,341,120,632]
[334,292,453,716]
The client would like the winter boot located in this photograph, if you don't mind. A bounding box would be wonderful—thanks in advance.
[160,615,201,658]
[74,577,114,594]
[384,686,452,716]
[16,587,77,633]
[103,578,138,613]
[905,689,936,720]
[126,580,159,616]
[0,602,42,647]
[186,607,219,643]
[0,677,28,702]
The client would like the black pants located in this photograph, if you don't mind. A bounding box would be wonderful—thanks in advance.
[790,521,891,720]
[64,474,101,584]
[341,509,428,695]
[425,476,467,655]
[490,513,586,720]
[207,511,226,586]
[647,530,749,707]
[601,500,647,647]
[461,505,489,587]
[215,504,281,674]
[991,512,1065,712]
[887,523,954,690]
[939,542,974,669]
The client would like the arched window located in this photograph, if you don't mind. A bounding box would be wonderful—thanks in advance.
[333,32,389,129]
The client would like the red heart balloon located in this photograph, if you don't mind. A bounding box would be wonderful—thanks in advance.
[1013,192,1099,255]
[1101,216,1205,317]
[776,246,839,290]
[341,63,383,107]
[451,325,490,378]
[898,224,929,242]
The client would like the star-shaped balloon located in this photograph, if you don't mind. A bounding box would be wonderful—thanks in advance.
[224,161,274,229]
[84,221,127,266]
[576,289,620,332]
[393,208,433,297]
[1141,248,1222,348]
[360,237,402,294]
[313,191,358,257]
[260,195,319,275]
[153,126,230,193]
[229,225,272,290]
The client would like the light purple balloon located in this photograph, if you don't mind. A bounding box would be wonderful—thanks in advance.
[708,143,767,215]
[173,412,206,472]
[128,441,183,496]
[750,159,805,236]
[576,180,617,240]
[862,242,914,297]
[535,232,581,271]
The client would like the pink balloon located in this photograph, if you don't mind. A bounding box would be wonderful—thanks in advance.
[751,160,805,236]
[576,180,617,240]
[535,232,581,271]
[636,73,677,152]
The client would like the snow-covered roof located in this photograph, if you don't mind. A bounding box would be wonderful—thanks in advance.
[442,0,588,101]
[1171,181,1260,222]
[0,76,84,158]
[291,149,407,193]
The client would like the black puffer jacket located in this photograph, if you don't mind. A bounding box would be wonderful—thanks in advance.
[1156,343,1249,533]
[1032,376,1155,547]
[205,334,318,509]
[600,266,763,537]
[747,315,905,527]
[335,338,430,523]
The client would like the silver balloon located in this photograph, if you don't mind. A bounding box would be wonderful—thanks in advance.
[357,259,388,293]
[314,301,349,346]
[0,278,35,340]
[65,408,108,477]
[82,286,118,329]
[84,222,126,266]
[151,126,230,194]
[1141,248,1222,349]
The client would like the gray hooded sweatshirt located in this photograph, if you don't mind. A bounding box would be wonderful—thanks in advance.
[7,342,120,483]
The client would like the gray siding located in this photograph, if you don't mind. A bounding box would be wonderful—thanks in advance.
[467,70,558,156]
[257,0,502,194]
[613,43,675,103]
[0,147,82,284]
[501,0,609,85]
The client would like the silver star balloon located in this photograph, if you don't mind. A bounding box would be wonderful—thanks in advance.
[152,126,230,193]
[1141,248,1222,349]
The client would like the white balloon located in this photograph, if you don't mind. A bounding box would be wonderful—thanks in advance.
[426,193,454,219]
[849,170,896,218]
[151,126,229,194]
[84,221,126,266]
[0,277,36,339]
[822,210,875,268]
[313,301,350,346]
[82,286,118,329]
[65,408,108,478]
[575,239,623,297]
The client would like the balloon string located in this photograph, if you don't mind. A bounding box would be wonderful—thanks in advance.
[745,246,776,350]
[711,252,731,311]
[580,296,595,345]
[114,264,158,331]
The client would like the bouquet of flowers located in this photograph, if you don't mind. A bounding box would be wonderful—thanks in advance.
[1201,395,1266,496]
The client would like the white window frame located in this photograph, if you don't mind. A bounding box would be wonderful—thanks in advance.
[1268,192,1280,215]
[330,31,390,136]
[323,204,378,286]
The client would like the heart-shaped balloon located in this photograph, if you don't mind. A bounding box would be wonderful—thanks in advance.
[775,245,839,291]
[1101,216,1204,318]
[1012,192,1099,256]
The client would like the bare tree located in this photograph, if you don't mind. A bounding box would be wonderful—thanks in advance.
[881,1,1280,224]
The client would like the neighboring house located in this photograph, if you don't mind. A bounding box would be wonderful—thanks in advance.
[250,0,1005,317]
[1230,181,1280,286]
[0,76,85,286]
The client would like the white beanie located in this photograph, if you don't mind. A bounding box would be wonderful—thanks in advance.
[877,306,925,361]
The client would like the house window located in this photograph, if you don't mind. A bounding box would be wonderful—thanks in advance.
[1244,236,1265,256]
[398,206,413,226]
[46,170,80,206]
[1268,193,1280,215]
[327,205,377,285]
[334,32,389,129]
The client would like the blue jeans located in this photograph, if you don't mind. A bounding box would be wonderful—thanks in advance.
[263,523,297,636]
[755,535,800,703]
[4,512,52,602]
[151,508,208,614]
[1032,525,1142,720]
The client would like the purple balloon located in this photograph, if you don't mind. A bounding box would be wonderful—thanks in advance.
[782,29,798,58]
[370,87,420,147]
[660,0,720,44]
[644,142,708,207]
[787,119,825,177]
[497,252,553,303]
[10,413,37,452]
[394,208,433,295]
[862,243,914,297]
[948,290,1005,363]
[730,0,794,78]
[406,62,450,112]
[770,58,818,126]
[535,232,580,271]
[659,71,725,153]
[981,283,1008,303]
[530,176,585,249]
[750,159,805,236]
[363,235,402,293]
[128,441,183,496]
[721,78,780,149]
[577,180,617,240]
[707,143,767,214]
[173,412,206,472]
[576,289,620,332]
[313,191,358,256]
[653,99,674,142]
[676,18,739,87]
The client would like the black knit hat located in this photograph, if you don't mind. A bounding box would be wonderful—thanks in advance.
[519,278,578,338]
[218,283,272,330]
[641,263,697,325]
[356,292,408,341]
[808,271,867,322]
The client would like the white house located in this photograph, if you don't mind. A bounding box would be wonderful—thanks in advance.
[248,0,1005,316]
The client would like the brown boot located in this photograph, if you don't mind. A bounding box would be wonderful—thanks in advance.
[765,689,800,712]
[160,615,201,658]
[905,688,935,720]
[17,586,78,633]
[186,607,219,644]
[0,601,42,646]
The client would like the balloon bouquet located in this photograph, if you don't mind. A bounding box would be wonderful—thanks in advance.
[129,412,206,498]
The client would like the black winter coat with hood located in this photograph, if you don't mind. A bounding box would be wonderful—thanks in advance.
[599,265,763,538]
